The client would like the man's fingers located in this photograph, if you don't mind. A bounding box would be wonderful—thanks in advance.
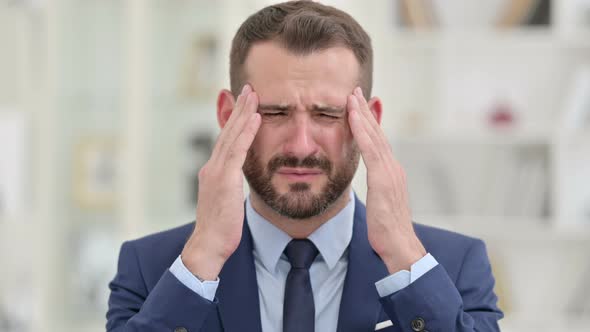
[348,96,381,167]
[352,96,383,151]
[218,91,259,161]
[351,88,401,168]
[353,88,389,146]
[212,85,249,158]
[213,85,256,161]
[227,112,262,168]
[220,84,252,138]
[348,91,401,176]
[353,88,380,129]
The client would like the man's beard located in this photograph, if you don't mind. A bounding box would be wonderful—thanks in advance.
[243,147,359,219]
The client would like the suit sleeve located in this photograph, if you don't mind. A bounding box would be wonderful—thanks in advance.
[106,241,220,332]
[378,239,504,332]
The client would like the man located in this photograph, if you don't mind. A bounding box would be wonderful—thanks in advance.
[107,1,503,331]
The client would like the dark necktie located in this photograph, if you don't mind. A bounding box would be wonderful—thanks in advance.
[283,239,319,332]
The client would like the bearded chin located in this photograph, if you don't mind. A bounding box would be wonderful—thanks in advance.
[242,148,360,219]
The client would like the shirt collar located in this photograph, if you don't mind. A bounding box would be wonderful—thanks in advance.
[246,190,355,272]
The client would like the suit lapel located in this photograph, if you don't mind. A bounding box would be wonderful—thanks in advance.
[337,197,390,332]
[216,215,262,332]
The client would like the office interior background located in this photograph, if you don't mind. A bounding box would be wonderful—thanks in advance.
[1,0,589,331]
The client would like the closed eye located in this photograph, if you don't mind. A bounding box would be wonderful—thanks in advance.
[320,113,340,119]
[261,111,287,117]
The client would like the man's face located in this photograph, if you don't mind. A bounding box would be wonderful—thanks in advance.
[242,42,360,219]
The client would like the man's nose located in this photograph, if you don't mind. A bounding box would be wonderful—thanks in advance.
[282,115,319,159]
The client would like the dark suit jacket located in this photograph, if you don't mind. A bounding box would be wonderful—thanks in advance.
[107,197,503,331]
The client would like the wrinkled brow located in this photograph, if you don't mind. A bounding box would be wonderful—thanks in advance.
[258,104,294,111]
[310,105,345,114]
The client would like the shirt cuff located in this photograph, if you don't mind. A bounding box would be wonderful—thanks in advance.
[374,253,438,297]
[169,255,220,301]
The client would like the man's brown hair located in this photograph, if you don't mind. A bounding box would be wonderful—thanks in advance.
[229,0,373,97]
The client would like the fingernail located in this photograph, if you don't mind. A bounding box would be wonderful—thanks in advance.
[242,84,251,94]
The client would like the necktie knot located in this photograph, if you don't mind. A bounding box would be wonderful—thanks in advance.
[284,239,318,269]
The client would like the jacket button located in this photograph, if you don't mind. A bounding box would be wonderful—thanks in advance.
[411,317,426,331]
[174,327,188,332]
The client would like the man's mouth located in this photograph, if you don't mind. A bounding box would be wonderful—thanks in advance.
[276,167,323,181]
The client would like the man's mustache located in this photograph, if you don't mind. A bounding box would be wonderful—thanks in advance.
[267,155,332,174]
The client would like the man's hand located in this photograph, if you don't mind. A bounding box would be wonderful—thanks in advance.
[181,84,261,280]
[347,87,426,274]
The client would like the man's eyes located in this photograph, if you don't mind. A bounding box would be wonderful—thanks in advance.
[319,113,340,119]
[259,111,341,119]
[261,111,287,117]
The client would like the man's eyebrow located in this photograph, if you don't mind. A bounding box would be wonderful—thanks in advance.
[311,105,346,114]
[257,104,345,114]
[258,104,294,111]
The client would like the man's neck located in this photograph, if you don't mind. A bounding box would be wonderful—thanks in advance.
[249,187,353,239]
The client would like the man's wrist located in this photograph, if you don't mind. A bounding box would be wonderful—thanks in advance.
[181,245,226,281]
[181,230,233,281]
[379,234,427,274]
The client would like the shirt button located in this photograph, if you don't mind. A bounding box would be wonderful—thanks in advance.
[411,317,426,331]
[174,327,188,332]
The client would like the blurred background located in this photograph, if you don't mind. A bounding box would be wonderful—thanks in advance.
[0,0,589,331]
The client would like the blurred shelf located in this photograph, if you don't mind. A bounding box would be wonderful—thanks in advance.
[557,30,590,49]
[555,130,590,145]
[392,129,552,146]
[387,27,590,51]
[417,215,590,242]
[388,127,589,147]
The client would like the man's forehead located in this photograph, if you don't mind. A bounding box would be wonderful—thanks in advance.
[245,40,358,63]
[244,42,359,83]
[243,42,358,112]
[255,85,350,110]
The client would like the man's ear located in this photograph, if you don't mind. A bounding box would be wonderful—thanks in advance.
[217,89,235,129]
[367,96,383,125]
